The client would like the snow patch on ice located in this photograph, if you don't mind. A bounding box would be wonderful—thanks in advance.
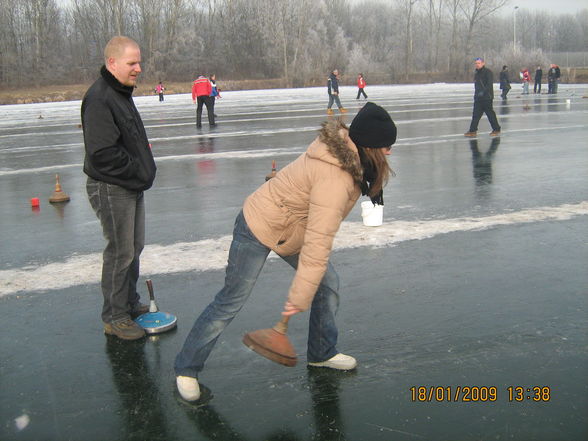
[14,414,30,431]
[0,202,586,297]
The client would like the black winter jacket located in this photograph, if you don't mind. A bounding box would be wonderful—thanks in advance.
[82,66,156,192]
[327,73,339,95]
[499,69,510,90]
[473,66,494,101]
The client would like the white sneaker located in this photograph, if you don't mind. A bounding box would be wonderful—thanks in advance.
[308,353,357,370]
[176,376,201,401]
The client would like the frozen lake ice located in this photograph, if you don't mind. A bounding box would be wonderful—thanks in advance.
[1,83,587,440]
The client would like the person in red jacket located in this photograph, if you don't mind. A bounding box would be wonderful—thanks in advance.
[521,68,530,95]
[192,75,216,128]
[356,73,367,99]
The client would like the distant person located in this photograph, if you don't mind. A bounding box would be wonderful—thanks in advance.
[81,36,157,340]
[554,65,561,93]
[356,73,367,99]
[521,68,530,95]
[209,74,221,117]
[464,57,501,137]
[534,66,542,94]
[327,69,347,115]
[192,74,216,128]
[155,81,165,101]
[547,64,561,94]
[499,65,511,100]
[174,102,397,402]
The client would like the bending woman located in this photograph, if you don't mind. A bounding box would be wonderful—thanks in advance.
[174,102,397,401]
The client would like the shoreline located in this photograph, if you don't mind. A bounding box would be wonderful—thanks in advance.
[2,70,587,105]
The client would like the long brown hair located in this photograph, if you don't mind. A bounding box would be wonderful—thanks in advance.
[361,147,393,197]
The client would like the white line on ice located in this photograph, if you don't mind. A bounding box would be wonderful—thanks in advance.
[1,202,586,297]
[1,123,586,176]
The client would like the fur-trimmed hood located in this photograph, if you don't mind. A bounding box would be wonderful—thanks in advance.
[309,119,363,184]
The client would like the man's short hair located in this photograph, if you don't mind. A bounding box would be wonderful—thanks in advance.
[475,57,484,62]
[104,36,139,63]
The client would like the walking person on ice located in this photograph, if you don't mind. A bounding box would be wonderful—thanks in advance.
[175,103,397,402]
[155,81,165,101]
[464,57,501,137]
[356,73,368,99]
[326,69,347,115]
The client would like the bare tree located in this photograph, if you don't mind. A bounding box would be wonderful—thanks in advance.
[0,0,585,88]
[398,0,420,81]
[255,0,317,87]
[0,0,20,83]
[446,0,461,77]
[133,0,161,74]
[427,0,444,72]
[459,0,509,68]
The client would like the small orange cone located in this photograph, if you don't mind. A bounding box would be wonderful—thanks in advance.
[49,174,70,203]
[265,160,277,181]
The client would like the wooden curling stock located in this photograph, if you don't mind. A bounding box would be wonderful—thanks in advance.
[242,315,297,367]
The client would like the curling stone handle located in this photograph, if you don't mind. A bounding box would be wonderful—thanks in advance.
[146,279,158,313]
[146,279,155,301]
[273,316,290,334]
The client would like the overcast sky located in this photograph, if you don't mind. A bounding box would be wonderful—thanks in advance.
[505,0,588,15]
[53,0,588,15]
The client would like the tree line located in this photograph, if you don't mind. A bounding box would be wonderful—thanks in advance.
[1,0,587,88]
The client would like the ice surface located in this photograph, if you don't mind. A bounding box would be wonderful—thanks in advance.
[0,83,587,440]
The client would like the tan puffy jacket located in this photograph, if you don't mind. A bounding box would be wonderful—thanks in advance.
[243,121,363,311]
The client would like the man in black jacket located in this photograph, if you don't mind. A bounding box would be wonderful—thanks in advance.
[499,65,511,100]
[547,64,561,94]
[464,58,501,137]
[82,36,157,340]
[534,66,543,94]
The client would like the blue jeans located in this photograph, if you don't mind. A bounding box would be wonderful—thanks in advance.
[87,177,144,323]
[328,93,343,109]
[174,211,340,378]
[522,82,529,94]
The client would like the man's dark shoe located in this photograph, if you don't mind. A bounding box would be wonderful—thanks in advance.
[104,318,146,340]
[129,302,150,319]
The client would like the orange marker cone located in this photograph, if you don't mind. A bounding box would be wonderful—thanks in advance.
[49,174,70,203]
[265,160,277,181]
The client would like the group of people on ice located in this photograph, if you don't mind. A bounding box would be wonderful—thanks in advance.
[499,63,561,99]
[157,60,561,129]
[153,74,222,128]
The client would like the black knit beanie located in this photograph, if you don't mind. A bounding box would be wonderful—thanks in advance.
[349,102,397,148]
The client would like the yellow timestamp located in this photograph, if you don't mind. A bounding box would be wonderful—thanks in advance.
[409,386,551,402]
[507,386,551,402]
